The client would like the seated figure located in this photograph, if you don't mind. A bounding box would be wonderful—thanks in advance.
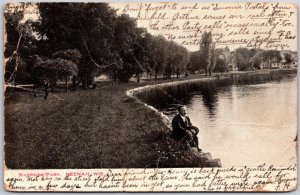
[172,105,201,151]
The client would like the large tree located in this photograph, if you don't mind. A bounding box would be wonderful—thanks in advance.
[35,3,119,88]
[112,14,148,82]
[151,35,167,80]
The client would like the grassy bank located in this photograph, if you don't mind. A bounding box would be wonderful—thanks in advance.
[4,68,296,169]
[5,74,214,169]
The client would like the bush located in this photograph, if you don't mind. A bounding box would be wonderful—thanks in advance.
[32,58,78,99]
[33,58,78,81]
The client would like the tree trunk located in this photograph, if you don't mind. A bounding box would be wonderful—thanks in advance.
[7,34,23,84]
[44,83,50,99]
[82,74,88,89]
[113,71,117,82]
[33,84,37,97]
[136,73,140,83]
[50,83,55,92]
[155,71,158,80]
[66,77,68,93]
[72,76,77,90]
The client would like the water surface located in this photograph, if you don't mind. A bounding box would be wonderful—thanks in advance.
[184,77,297,167]
[136,73,297,167]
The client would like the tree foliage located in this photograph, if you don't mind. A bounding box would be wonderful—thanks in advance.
[32,57,78,99]
[33,58,78,81]
[164,41,189,79]
[52,49,82,64]
[214,58,227,72]
[35,3,118,87]
[34,3,190,84]
[249,49,282,69]
[199,31,213,75]
[5,2,290,98]
[186,51,207,74]
[284,53,292,64]
[235,48,259,71]
[4,3,37,84]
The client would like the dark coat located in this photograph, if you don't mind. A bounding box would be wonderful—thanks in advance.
[172,114,198,139]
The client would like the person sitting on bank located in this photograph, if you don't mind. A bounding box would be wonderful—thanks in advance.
[172,105,201,152]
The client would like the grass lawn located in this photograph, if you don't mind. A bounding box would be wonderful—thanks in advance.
[5,75,213,169]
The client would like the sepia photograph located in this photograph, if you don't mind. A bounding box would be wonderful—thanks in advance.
[3,1,298,192]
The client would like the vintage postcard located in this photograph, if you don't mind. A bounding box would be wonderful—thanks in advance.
[3,1,298,192]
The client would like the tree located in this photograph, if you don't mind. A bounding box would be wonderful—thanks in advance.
[186,51,207,74]
[235,48,258,71]
[151,35,167,80]
[164,41,177,79]
[4,3,37,84]
[113,14,148,82]
[248,49,282,69]
[35,3,119,87]
[209,43,216,75]
[171,44,189,78]
[284,53,292,64]
[187,52,199,74]
[32,58,78,99]
[249,51,265,70]
[142,33,155,80]
[199,31,213,75]
[214,58,227,72]
[158,40,189,80]
[132,30,153,82]
[52,49,82,91]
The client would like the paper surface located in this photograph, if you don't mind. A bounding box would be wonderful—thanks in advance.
[3,1,298,192]
[110,2,297,51]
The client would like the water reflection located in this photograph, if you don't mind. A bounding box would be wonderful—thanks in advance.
[200,84,219,117]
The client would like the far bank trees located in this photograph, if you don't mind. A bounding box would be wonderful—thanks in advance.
[199,31,215,76]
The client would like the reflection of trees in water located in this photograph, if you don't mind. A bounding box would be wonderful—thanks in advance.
[136,79,232,115]
[135,73,297,119]
[200,82,219,117]
[166,81,224,117]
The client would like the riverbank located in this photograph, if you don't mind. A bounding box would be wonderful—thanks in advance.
[4,68,296,169]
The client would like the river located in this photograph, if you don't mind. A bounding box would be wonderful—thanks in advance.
[135,71,297,167]
[183,76,297,167]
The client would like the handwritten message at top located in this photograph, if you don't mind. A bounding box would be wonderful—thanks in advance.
[110,2,297,51]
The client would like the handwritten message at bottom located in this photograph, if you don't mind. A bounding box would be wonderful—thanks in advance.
[4,164,297,192]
